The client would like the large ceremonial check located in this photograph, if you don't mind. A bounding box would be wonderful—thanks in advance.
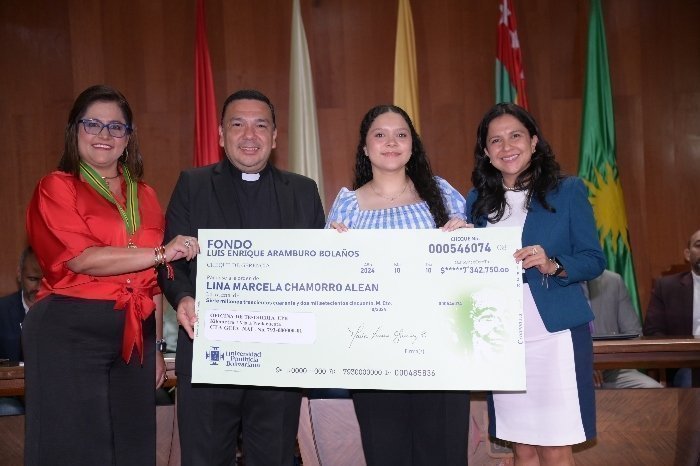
[192,227,525,390]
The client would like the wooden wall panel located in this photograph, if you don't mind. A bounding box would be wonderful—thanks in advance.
[1,0,699,324]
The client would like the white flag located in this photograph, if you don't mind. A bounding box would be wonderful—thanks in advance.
[289,0,325,209]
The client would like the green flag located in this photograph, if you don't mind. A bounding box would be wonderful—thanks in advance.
[578,0,641,316]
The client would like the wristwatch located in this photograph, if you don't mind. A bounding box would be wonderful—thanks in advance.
[550,257,565,277]
[156,339,167,354]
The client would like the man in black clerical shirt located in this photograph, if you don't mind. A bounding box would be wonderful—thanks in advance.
[159,89,325,466]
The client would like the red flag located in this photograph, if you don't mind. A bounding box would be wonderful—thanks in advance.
[496,0,529,109]
[194,0,220,166]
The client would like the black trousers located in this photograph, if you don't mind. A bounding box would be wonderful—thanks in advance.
[176,374,302,466]
[23,295,156,466]
[353,390,470,466]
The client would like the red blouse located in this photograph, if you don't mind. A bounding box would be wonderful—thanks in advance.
[26,171,164,363]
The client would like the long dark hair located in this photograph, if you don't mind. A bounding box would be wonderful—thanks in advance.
[59,85,143,180]
[353,105,449,227]
[470,103,562,222]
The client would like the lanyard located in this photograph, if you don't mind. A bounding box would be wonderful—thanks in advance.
[79,161,140,237]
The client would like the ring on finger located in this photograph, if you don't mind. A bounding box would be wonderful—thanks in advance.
[531,247,537,256]
[184,239,191,248]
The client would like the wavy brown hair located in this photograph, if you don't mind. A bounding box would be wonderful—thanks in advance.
[353,105,448,226]
[470,103,563,222]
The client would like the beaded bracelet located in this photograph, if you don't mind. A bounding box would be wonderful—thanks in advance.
[153,247,163,268]
[153,245,174,279]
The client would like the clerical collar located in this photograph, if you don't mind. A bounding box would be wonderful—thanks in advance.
[228,159,270,182]
[241,172,260,181]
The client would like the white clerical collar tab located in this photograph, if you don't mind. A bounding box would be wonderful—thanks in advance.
[241,172,260,181]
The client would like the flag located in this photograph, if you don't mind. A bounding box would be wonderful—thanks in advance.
[289,0,324,208]
[194,0,220,167]
[495,0,529,109]
[578,0,641,316]
[393,0,420,131]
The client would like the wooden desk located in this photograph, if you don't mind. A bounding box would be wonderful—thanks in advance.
[163,356,177,387]
[298,338,700,466]
[0,357,180,466]
[593,336,700,370]
[3,342,700,466]
[297,389,700,466]
[2,339,698,396]
[0,356,178,397]
[0,364,24,397]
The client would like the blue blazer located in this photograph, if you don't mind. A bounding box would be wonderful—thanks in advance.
[465,177,605,332]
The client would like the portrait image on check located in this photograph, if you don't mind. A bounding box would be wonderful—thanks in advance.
[454,287,515,361]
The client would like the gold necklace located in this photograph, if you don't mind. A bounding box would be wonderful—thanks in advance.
[370,179,409,201]
[101,173,120,187]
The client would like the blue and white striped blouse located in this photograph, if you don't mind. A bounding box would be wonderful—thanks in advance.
[325,176,466,229]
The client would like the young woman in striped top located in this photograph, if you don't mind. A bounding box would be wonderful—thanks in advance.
[326,104,470,466]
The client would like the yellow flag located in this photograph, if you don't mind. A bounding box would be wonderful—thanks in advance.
[393,0,420,132]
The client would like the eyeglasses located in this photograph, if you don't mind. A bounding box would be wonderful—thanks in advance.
[78,119,131,138]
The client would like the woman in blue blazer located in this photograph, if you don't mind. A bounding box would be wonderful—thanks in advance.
[465,103,605,465]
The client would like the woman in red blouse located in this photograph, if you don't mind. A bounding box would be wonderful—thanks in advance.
[24,85,198,466]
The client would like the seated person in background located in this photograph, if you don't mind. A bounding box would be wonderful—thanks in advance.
[643,228,700,387]
[0,247,42,360]
[583,270,662,388]
[0,246,42,415]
